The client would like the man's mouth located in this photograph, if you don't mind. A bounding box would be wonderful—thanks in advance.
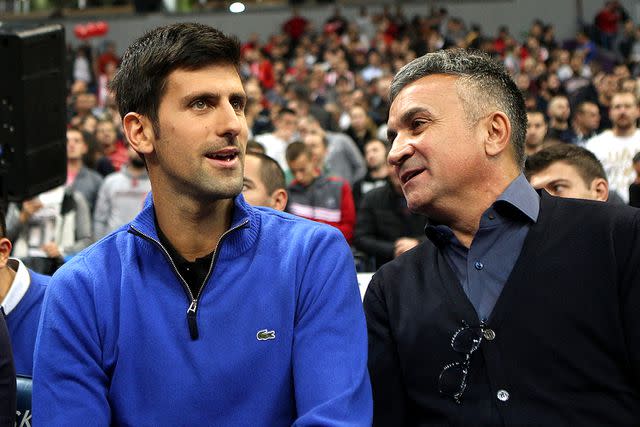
[205,148,239,162]
[400,168,424,184]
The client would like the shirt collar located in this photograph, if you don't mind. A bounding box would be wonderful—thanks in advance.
[495,173,540,223]
[424,173,540,246]
[1,259,31,316]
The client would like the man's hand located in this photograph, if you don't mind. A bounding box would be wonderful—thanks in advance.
[19,199,43,223]
[394,238,419,258]
[41,242,62,259]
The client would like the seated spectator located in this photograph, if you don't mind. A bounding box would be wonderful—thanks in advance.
[630,151,640,207]
[353,172,427,269]
[6,185,92,275]
[242,152,288,211]
[66,127,103,214]
[298,115,366,185]
[525,110,548,156]
[546,95,575,143]
[95,119,128,175]
[93,145,151,240]
[571,101,601,145]
[0,211,49,376]
[345,105,378,154]
[286,142,356,243]
[352,139,389,207]
[586,90,640,203]
[525,143,609,201]
[254,108,298,171]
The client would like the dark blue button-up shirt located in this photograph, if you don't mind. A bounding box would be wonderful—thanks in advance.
[425,174,540,321]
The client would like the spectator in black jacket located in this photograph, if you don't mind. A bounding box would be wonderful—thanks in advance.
[353,172,426,269]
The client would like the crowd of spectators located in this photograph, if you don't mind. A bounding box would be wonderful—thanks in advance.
[12,0,640,275]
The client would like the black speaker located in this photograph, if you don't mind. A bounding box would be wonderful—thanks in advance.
[0,24,67,202]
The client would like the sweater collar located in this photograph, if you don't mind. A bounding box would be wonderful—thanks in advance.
[129,193,259,259]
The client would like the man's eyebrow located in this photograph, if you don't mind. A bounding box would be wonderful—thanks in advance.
[399,107,432,126]
[387,107,432,144]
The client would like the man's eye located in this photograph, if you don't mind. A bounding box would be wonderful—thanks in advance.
[411,120,425,130]
[192,100,208,110]
[231,99,246,112]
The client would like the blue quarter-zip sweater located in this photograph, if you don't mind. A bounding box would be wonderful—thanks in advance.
[33,195,372,426]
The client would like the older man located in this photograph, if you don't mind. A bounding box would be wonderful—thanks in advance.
[365,49,640,426]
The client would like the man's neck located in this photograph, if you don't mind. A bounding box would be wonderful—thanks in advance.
[369,166,388,179]
[550,119,568,130]
[67,159,83,173]
[434,169,520,249]
[613,126,637,137]
[153,192,235,262]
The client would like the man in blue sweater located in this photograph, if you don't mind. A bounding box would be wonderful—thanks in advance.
[33,23,371,425]
[365,49,640,425]
[0,212,49,377]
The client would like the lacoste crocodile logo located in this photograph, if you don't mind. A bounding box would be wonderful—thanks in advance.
[257,329,276,341]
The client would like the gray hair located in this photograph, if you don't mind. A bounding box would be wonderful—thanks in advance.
[390,49,527,168]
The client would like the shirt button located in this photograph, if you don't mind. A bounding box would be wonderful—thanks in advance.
[488,214,496,220]
[497,389,510,401]
[474,261,484,270]
[483,329,496,340]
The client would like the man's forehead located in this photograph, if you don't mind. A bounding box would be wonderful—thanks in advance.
[165,64,244,91]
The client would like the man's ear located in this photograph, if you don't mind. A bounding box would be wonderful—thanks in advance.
[0,238,12,269]
[483,111,512,158]
[590,177,609,202]
[122,112,156,155]
[270,189,288,212]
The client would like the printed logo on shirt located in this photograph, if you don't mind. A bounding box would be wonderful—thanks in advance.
[256,329,276,341]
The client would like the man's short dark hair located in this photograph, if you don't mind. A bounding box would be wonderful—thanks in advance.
[525,144,608,186]
[285,141,311,163]
[277,108,297,120]
[390,48,527,168]
[575,101,598,114]
[246,152,286,195]
[110,23,241,136]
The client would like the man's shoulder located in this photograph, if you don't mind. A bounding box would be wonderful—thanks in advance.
[254,206,341,238]
[541,192,640,227]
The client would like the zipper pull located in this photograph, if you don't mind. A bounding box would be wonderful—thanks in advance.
[187,300,199,340]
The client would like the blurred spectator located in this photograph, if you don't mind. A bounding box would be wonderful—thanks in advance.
[66,128,103,214]
[353,172,427,269]
[346,105,378,154]
[352,139,389,207]
[93,144,150,239]
[285,142,356,243]
[282,7,309,49]
[526,110,548,156]
[594,0,628,50]
[586,90,640,203]
[242,152,288,211]
[526,143,609,201]
[6,185,92,275]
[546,95,574,143]
[95,119,128,174]
[571,101,601,145]
[255,107,298,171]
[298,115,366,185]
[73,44,93,85]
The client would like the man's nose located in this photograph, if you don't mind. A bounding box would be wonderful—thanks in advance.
[387,137,414,167]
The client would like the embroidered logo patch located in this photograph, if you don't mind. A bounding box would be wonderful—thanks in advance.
[257,329,276,341]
